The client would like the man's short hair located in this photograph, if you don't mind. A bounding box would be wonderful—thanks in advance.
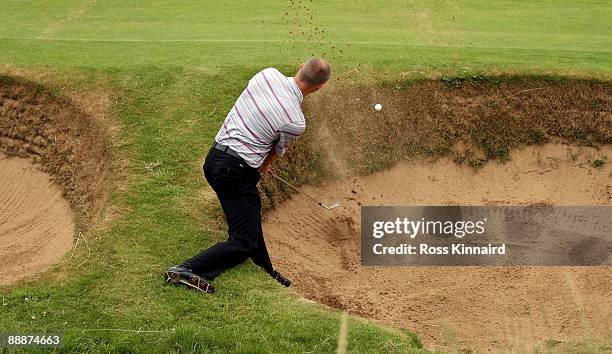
[298,58,331,86]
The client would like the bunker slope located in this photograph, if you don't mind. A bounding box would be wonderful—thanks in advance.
[264,144,612,352]
[0,154,74,285]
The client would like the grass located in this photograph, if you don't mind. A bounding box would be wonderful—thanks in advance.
[0,1,611,75]
[0,1,611,352]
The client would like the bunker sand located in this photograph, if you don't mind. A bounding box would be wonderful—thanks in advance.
[0,76,111,286]
[0,154,74,285]
[264,144,612,352]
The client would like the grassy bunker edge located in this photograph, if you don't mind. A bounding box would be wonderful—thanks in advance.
[260,74,611,211]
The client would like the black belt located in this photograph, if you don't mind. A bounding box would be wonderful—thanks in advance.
[212,142,242,159]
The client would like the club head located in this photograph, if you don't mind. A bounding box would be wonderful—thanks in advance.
[320,202,341,210]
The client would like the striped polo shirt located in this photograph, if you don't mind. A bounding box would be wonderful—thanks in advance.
[214,68,306,168]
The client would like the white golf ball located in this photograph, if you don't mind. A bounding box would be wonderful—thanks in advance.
[374,103,382,111]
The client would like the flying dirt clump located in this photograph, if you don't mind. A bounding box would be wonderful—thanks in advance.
[0,75,111,285]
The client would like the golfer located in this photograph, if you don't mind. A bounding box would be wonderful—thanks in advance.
[165,58,331,293]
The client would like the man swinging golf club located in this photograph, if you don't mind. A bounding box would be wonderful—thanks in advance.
[165,58,331,293]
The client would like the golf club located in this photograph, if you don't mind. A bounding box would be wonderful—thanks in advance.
[270,172,341,210]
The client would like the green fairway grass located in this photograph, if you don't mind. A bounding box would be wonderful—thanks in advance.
[1,0,611,74]
[0,1,610,352]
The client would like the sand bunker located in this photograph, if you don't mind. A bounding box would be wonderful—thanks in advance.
[264,144,612,352]
[0,76,110,285]
[0,154,74,285]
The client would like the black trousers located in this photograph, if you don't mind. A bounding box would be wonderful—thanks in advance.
[182,147,274,280]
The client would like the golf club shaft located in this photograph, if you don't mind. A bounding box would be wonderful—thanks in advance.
[270,172,322,206]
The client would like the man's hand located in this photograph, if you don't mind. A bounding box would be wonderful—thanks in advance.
[258,150,278,175]
[258,162,272,175]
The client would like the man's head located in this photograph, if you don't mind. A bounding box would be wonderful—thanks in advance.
[295,57,331,97]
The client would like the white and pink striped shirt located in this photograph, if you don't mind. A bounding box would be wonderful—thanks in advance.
[214,68,305,168]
